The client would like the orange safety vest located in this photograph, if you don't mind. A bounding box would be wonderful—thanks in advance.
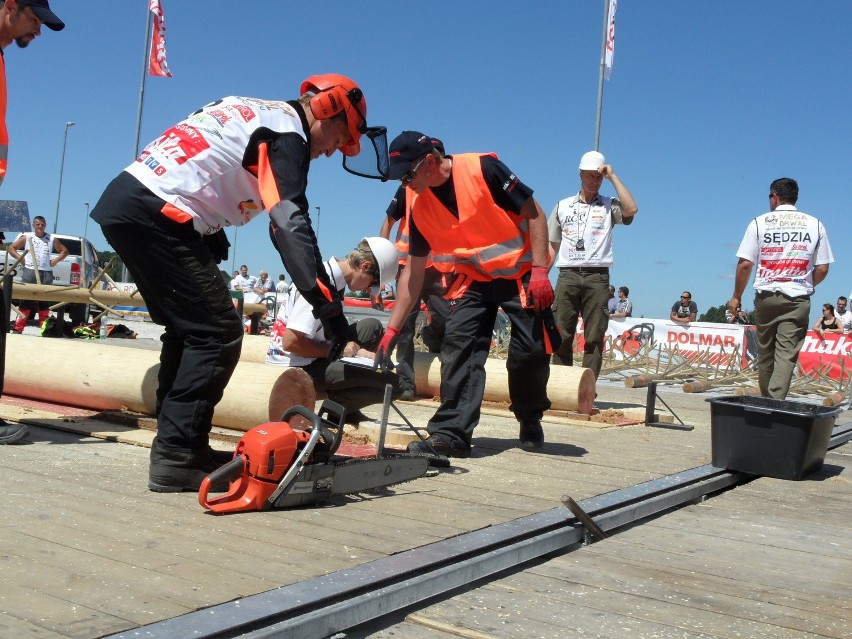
[393,186,415,265]
[411,153,531,296]
[0,51,9,187]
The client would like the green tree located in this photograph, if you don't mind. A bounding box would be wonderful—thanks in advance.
[698,303,729,323]
[96,249,127,283]
[699,302,754,324]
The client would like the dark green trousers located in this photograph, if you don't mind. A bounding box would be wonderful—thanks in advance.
[753,290,810,399]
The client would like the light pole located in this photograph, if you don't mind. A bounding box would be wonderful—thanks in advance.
[314,205,321,241]
[53,121,76,234]
[82,201,90,244]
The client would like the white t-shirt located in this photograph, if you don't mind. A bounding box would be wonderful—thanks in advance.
[735,205,833,297]
[18,232,56,271]
[266,259,345,367]
[232,274,257,293]
[548,192,625,267]
[835,309,852,333]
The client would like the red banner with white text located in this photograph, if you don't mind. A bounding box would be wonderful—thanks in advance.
[148,0,172,77]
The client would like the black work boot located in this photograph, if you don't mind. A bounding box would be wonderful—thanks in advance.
[0,420,29,445]
[519,420,544,450]
[148,437,229,493]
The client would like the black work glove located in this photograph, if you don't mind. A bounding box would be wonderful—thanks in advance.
[203,229,231,264]
[315,301,349,360]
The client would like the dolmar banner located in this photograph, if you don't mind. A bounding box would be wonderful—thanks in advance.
[604,317,752,369]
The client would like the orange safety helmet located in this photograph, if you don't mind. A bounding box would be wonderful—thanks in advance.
[300,73,367,157]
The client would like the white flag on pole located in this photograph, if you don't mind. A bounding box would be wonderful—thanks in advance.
[604,0,617,80]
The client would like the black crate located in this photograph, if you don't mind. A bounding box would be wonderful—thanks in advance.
[706,396,841,480]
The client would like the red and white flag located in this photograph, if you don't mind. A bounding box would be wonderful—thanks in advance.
[604,0,617,80]
[148,0,172,77]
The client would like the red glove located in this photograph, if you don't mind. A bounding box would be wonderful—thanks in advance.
[527,267,554,312]
[373,326,400,372]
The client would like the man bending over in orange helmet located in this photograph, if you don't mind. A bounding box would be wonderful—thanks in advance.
[90,75,387,493]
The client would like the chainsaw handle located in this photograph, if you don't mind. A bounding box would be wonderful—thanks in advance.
[207,454,245,486]
[198,455,245,509]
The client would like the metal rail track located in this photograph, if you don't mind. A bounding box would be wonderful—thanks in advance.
[103,424,851,639]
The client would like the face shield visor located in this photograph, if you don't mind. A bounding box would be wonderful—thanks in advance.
[342,126,389,181]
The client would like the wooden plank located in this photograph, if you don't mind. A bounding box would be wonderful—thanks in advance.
[0,584,130,639]
[403,579,721,639]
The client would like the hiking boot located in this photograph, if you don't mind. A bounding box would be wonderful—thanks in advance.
[408,434,471,458]
[519,420,544,450]
[148,437,230,493]
[0,421,29,444]
[398,388,416,402]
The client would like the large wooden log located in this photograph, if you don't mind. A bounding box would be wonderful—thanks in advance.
[3,334,314,431]
[239,334,595,413]
[412,352,596,414]
[239,334,594,413]
[1,282,265,315]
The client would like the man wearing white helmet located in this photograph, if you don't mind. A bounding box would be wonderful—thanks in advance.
[548,150,638,379]
[266,237,402,423]
[90,74,388,493]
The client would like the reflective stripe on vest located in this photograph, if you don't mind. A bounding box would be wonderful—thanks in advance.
[412,153,531,281]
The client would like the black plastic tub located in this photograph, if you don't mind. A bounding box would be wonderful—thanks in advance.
[706,396,841,480]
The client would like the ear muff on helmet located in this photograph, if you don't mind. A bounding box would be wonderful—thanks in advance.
[300,74,367,157]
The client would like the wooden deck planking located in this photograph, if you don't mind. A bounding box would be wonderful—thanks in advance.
[392,466,850,639]
[1,388,848,639]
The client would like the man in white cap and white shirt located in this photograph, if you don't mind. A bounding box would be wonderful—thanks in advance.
[547,150,638,379]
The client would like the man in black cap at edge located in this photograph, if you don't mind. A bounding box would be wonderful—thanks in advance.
[0,0,64,445]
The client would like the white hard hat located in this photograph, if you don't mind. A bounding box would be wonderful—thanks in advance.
[578,151,605,171]
[363,237,399,286]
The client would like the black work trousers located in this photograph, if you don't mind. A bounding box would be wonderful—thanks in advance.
[426,278,551,447]
[99,218,244,453]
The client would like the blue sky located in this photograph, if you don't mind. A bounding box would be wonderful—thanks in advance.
[3,1,850,323]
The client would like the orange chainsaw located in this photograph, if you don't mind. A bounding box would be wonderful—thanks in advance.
[198,402,429,513]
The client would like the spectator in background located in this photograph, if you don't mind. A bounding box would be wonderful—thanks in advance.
[274,274,288,294]
[609,286,632,318]
[813,303,842,339]
[8,215,69,333]
[548,150,638,380]
[834,296,852,333]
[670,291,697,324]
[606,285,617,314]
[232,264,256,295]
[725,304,749,324]
[253,270,274,297]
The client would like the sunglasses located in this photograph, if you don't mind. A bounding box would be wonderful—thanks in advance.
[400,155,428,184]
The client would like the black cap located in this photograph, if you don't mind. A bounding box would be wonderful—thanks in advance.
[17,0,64,31]
[387,131,444,180]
